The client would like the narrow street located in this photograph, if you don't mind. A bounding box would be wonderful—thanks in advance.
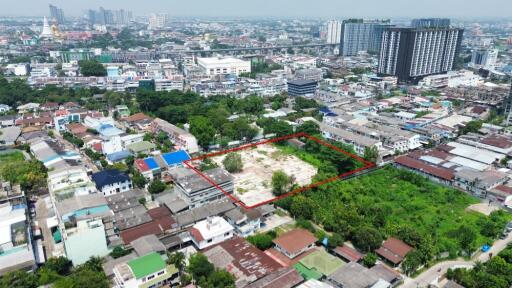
[401,232,512,287]
[35,197,54,258]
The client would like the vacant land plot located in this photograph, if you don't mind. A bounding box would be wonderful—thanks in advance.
[210,144,318,206]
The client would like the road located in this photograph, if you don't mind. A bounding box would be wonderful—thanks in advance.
[35,197,54,258]
[401,232,512,287]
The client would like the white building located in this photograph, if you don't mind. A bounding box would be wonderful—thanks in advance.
[113,252,178,288]
[189,217,235,250]
[48,166,97,200]
[151,118,199,154]
[148,13,169,30]
[419,70,483,88]
[197,57,251,76]
[91,169,132,196]
[155,78,184,92]
[326,20,342,44]
[471,48,499,70]
[63,219,110,265]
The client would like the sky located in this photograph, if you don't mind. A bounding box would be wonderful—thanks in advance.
[2,0,512,19]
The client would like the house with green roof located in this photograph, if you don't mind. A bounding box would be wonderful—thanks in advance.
[112,252,178,288]
[293,250,344,280]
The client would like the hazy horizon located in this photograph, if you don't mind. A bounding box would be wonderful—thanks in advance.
[1,0,511,19]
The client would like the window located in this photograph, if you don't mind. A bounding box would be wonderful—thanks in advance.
[147,274,155,280]
[157,271,165,276]
[224,232,231,237]
[207,239,213,243]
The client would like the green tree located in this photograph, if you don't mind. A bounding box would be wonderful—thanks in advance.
[44,257,72,275]
[362,252,377,268]
[148,179,166,194]
[271,170,292,196]
[190,116,216,147]
[455,225,477,255]
[78,60,107,77]
[222,153,243,173]
[247,233,274,250]
[187,253,214,282]
[0,270,38,288]
[290,195,316,220]
[110,246,131,259]
[363,146,379,163]
[327,233,344,249]
[402,250,422,276]
[202,269,236,288]
[297,121,320,135]
[132,171,147,188]
[352,226,383,252]
[168,251,186,273]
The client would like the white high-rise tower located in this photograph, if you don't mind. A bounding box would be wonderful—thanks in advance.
[326,20,342,44]
[40,17,53,39]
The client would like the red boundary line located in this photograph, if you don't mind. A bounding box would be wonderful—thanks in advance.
[183,133,376,209]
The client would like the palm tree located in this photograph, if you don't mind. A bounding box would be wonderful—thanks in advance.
[167,251,185,274]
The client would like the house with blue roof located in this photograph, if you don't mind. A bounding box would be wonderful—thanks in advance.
[161,150,191,168]
[91,169,132,196]
[134,150,191,181]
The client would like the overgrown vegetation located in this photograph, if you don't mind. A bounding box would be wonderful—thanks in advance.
[276,165,511,272]
[0,151,47,194]
[448,243,512,288]
[0,256,109,288]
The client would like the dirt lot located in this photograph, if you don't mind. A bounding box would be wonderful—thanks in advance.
[210,144,317,206]
[466,202,501,216]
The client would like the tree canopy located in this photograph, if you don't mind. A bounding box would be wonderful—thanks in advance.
[222,153,243,173]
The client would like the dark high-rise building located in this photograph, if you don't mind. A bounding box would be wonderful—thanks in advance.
[411,18,451,28]
[339,19,393,56]
[287,79,318,96]
[378,26,464,83]
[49,4,65,24]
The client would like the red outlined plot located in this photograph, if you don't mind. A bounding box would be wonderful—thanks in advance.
[183,132,376,209]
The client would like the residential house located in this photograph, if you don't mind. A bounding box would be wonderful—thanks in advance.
[151,118,199,154]
[112,252,179,288]
[272,229,317,259]
[92,169,133,196]
[224,207,262,237]
[375,237,413,267]
[189,216,235,250]
[203,237,282,287]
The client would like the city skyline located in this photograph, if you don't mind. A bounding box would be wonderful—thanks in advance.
[1,0,512,18]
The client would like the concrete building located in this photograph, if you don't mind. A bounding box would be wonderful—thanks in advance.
[378,26,464,83]
[189,216,235,249]
[172,167,234,209]
[470,48,499,70]
[151,118,199,154]
[49,4,65,24]
[63,218,110,266]
[287,79,318,97]
[197,57,251,76]
[0,193,36,275]
[112,252,178,288]
[411,18,450,28]
[340,19,392,56]
[148,13,169,30]
[91,169,132,196]
[326,20,342,44]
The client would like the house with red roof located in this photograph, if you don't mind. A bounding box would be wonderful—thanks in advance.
[375,237,413,267]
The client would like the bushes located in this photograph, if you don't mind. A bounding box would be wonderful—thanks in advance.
[247,233,275,250]
[222,153,243,173]
[148,180,166,194]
